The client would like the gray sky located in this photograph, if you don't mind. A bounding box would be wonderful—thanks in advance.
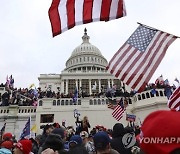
[0,0,180,89]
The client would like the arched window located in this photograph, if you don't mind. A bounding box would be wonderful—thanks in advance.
[94,99,97,105]
[98,99,101,105]
[78,99,81,105]
[61,100,64,105]
[53,100,56,106]
[142,94,146,99]
[39,100,43,106]
[90,99,93,105]
[146,92,150,98]
[57,100,60,106]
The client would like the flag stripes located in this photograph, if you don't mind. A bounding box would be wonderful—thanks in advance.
[112,104,125,121]
[49,0,126,36]
[107,25,177,92]
[168,86,180,110]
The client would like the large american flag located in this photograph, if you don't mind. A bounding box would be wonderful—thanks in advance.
[106,24,177,92]
[168,86,180,110]
[112,98,126,121]
[48,0,126,37]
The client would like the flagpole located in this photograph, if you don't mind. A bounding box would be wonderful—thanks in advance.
[137,22,180,38]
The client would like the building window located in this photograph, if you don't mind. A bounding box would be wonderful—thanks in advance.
[57,100,60,106]
[142,94,145,99]
[61,100,64,105]
[65,100,69,105]
[89,99,93,105]
[53,100,56,106]
[94,99,97,105]
[98,99,101,105]
[78,99,81,105]
[39,100,43,106]
[146,93,150,98]
[40,114,54,123]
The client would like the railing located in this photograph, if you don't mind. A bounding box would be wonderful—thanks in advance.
[133,89,166,102]
[38,97,112,107]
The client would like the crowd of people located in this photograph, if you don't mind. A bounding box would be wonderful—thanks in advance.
[0,82,134,107]
[0,77,177,107]
[1,109,180,154]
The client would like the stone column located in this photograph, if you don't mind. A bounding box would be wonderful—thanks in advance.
[98,79,101,93]
[111,79,114,86]
[79,79,82,88]
[108,79,110,88]
[89,79,92,95]
[60,80,64,94]
[65,79,68,95]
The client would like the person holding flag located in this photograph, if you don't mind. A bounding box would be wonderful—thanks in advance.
[20,117,31,140]
[72,87,78,104]
[0,123,6,140]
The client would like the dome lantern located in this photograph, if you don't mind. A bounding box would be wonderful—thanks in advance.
[82,28,90,44]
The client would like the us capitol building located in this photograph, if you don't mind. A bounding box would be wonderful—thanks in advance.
[0,29,169,138]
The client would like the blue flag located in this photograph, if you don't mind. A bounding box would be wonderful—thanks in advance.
[20,117,31,139]
[72,88,78,103]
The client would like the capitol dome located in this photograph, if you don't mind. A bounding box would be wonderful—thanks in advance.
[65,28,108,72]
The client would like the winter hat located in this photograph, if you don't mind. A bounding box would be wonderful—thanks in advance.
[15,139,32,154]
[140,110,180,154]
[69,135,82,145]
[93,131,110,150]
[42,134,64,151]
[52,127,66,139]
[3,133,13,141]
[1,141,13,149]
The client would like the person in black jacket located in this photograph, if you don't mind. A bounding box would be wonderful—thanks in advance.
[110,123,132,154]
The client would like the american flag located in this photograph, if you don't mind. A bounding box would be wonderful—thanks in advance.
[168,86,180,110]
[112,98,126,121]
[49,0,126,37]
[106,24,177,92]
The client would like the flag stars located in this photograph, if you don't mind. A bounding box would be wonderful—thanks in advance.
[127,25,157,52]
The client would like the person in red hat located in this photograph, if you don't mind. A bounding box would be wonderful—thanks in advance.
[140,110,180,154]
[3,133,13,141]
[13,139,32,154]
[0,140,14,154]
[1,140,13,149]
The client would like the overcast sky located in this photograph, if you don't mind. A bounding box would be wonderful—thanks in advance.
[0,0,180,89]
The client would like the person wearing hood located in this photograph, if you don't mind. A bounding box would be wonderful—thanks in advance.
[110,123,132,154]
